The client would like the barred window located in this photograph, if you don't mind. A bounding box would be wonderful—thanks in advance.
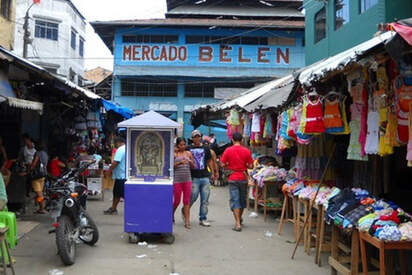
[35,20,59,41]
[121,79,177,97]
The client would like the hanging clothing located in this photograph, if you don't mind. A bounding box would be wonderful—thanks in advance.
[394,76,412,143]
[324,98,343,133]
[347,103,368,161]
[263,113,273,138]
[384,110,398,148]
[251,113,261,133]
[378,107,393,156]
[287,108,298,140]
[304,97,325,134]
[364,111,379,155]
[228,109,241,126]
[359,85,369,157]
[242,114,251,137]
[296,104,312,144]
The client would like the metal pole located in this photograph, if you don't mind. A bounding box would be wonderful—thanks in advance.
[23,3,35,58]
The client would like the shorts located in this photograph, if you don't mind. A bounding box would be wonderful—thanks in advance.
[32,177,45,192]
[113,179,126,198]
[229,180,248,210]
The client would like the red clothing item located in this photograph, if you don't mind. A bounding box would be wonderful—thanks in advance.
[48,159,61,177]
[304,98,325,134]
[221,145,253,181]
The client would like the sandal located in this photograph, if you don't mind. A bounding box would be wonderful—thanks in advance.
[232,226,242,232]
[36,209,47,214]
[184,224,191,229]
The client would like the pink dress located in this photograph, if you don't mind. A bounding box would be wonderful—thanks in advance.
[407,102,412,165]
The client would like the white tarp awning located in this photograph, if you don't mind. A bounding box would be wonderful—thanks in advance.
[299,31,395,85]
[211,74,294,111]
[6,97,44,114]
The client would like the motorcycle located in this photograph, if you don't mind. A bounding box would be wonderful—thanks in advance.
[45,161,99,265]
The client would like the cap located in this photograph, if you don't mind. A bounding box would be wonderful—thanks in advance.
[192,130,202,138]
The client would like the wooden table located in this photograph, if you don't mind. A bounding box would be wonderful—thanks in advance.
[259,180,283,222]
[329,227,360,275]
[359,231,412,275]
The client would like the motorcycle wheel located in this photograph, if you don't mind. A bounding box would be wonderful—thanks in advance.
[55,215,76,265]
[79,211,99,246]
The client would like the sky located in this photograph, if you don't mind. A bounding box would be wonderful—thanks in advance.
[71,0,166,71]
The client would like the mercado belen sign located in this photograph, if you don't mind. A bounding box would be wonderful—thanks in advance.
[121,44,292,66]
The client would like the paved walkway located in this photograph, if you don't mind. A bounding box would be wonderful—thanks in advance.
[12,186,330,275]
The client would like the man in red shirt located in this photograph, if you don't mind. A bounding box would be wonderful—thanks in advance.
[220,132,253,232]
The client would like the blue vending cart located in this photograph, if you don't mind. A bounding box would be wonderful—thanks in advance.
[118,111,179,244]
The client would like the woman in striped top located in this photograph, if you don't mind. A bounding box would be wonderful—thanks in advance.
[173,137,194,229]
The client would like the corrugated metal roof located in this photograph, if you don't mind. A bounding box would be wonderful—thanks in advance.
[299,31,395,85]
[91,18,305,29]
[167,6,304,18]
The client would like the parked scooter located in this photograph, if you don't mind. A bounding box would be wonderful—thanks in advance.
[45,161,99,265]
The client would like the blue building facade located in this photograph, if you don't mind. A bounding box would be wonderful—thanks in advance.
[93,11,305,142]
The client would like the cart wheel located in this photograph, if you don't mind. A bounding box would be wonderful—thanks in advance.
[128,233,139,244]
[163,234,175,244]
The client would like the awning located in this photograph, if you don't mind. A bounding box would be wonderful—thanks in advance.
[243,81,295,112]
[299,31,395,86]
[102,99,134,119]
[210,74,294,112]
[6,97,44,114]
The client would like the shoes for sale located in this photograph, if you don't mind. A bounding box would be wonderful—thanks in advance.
[199,220,211,227]
[103,208,118,215]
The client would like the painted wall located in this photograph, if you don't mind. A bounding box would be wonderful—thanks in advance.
[0,0,16,50]
[114,27,305,78]
[304,0,412,65]
[14,0,86,82]
[112,26,305,141]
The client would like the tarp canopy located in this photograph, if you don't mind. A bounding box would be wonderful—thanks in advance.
[299,31,395,86]
[118,110,179,128]
[101,99,134,119]
[243,81,295,112]
[209,74,294,112]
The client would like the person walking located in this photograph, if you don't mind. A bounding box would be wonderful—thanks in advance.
[220,132,253,232]
[29,141,48,214]
[186,130,216,227]
[173,137,194,229]
[104,136,126,215]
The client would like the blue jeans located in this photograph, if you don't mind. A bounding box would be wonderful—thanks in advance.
[190,177,210,221]
[229,181,248,210]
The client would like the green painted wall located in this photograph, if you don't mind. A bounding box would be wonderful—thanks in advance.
[304,0,412,65]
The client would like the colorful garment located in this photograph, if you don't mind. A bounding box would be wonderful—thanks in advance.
[347,103,368,161]
[384,110,398,148]
[324,98,343,133]
[364,111,379,155]
[378,107,393,156]
[394,76,412,143]
[263,113,273,138]
[242,114,251,137]
[228,109,241,125]
[304,97,325,134]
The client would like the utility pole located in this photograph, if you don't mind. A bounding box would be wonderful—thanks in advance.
[23,3,35,58]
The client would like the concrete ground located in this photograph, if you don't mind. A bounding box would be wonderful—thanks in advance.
[12,186,330,275]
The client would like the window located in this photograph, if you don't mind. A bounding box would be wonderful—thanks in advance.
[185,36,269,45]
[120,79,177,97]
[122,35,178,44]
[71,30,76,50]
[79,37,84,57]
[184,84,214,98]
[268,37,296,46]
[360,0,378,13]
[335,0,350,30]
[35,20,59,41]
[69,69,76,82]
[315,7,326,43]
[1,0,11,19]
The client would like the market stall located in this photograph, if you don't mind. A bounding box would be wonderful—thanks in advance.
[191,24,412,273]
